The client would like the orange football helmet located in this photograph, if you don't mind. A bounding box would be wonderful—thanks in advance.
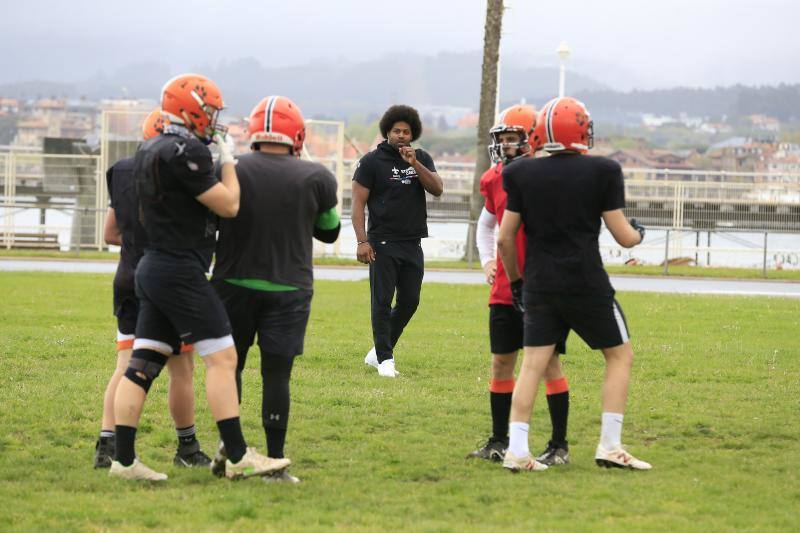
[489,104,537,163]
[535,97,593,153]
[161,74,224,143]
[248,96,306,155]
[141,107,165,140]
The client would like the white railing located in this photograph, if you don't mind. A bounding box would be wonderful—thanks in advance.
[2,138,799,267]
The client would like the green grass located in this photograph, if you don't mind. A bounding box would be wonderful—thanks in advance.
[4,250,800,280]
[1,273,799,531]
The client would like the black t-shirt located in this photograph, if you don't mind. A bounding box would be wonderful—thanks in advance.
[503,153,625,296]
[134,133,220,270]
[352,140,436,241]
[106,156,148,289]
[212,152,338,291]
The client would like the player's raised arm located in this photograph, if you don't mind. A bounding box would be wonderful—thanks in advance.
[602,209,644,248]
[196,134,240,218]
[399,146,443,197]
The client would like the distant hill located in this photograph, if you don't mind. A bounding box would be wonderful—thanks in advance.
[1,53,798,125]
[559,84,800,124]
[0,52,606,116]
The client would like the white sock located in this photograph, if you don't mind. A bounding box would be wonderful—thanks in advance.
[600,412,624,449]
[508,422,530,457]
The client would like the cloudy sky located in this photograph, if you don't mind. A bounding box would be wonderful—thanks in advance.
[1,0,798,90]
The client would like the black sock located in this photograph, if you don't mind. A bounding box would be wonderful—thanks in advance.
[216,417,247,463]
[176,425,197,446]
[266,428,287,459]
[490,391,513,441]
[114,425,137,466]
[546,391,569,445]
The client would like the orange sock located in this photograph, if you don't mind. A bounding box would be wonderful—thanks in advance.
[489,378,515,393]
[545,377,568,395]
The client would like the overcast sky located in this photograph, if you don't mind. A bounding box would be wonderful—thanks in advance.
[1,0,798,90]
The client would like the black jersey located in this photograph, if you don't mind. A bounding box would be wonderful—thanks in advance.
[106,157,147,274]
[134,132,220,269]
[352,140,436,241]
[502,153,625,296]
[212,152,339,291]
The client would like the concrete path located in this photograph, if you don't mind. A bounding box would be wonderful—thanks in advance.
[1,259,799,298]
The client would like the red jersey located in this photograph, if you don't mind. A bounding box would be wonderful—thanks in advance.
[479,162,526,306]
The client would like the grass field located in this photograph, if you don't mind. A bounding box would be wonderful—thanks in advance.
[1,272,799,531]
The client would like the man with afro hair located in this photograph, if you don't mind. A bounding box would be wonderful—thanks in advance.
[352,105,443,377]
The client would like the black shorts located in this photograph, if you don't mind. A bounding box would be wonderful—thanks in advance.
[523,292,630,350]
[134,252,231,354]
[213,280,312,358]
[490,304,566,355]
[113,284,138,336]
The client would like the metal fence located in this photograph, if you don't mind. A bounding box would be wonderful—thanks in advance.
[1,151,103,249]
[0,109,147,250]
[2,124,799,270]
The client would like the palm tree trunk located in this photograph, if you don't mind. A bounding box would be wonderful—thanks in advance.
[465,0,503,263]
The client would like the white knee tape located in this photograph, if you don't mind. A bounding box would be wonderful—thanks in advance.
[193,335,235,357]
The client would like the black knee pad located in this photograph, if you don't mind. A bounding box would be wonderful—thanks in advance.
[124,349,168,392]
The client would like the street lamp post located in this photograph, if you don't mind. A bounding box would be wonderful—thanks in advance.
[556,41,571,97]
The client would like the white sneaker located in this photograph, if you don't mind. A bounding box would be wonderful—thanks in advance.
[377,358,399,378]
[502,451,548,473]
[364,347,379,369]
[595,444,652,470]
[225,447,291,479]
[109,459,168,481]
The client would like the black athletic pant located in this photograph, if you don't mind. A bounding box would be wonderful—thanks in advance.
[369,239,424,362]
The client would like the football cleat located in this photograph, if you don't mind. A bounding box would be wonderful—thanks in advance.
[225,447,291,480]
[364,347,379,369]
[174,440,212,467]
[595,444,652,470]
[93,437,115,469]
[466,436,508,462]
[502,451,549,473]
[109,459,167,481]
[536,440,570,466]
[262,468,301,484]
[210,441,227,478]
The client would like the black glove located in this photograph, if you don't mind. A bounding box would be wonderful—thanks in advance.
[629,218,645,243]
[510,279,525,314]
